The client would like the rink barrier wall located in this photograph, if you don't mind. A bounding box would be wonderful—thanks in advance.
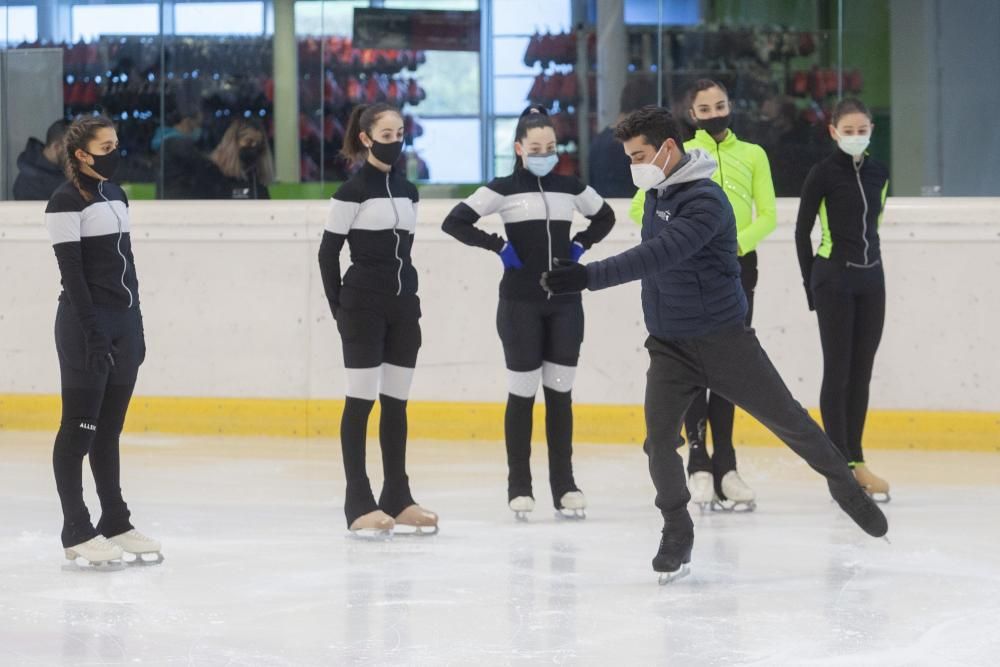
[1,197,998,449]
[1,394,997,452]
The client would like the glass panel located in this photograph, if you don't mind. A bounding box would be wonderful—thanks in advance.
[493,0,570,36]
[174,3,267,35]
[0,5,37,45]
[71,4,160,41]
[412,117,480,183]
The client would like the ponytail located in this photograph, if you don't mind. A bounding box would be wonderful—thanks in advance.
[63,114,115,202]
[512,104,555,169]
[341,102,402,164]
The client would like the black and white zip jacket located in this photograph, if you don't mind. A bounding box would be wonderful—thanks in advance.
[319,162,419,313]
[44,174,139,333]
[442,165,615,301]
[795,149,889,285]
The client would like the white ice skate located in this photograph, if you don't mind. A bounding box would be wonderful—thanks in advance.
[394,505,439,536]
[509,496,535,522]
[657,564,691,586]
[688,471,714,512]
[64,535,123,568]
[108,529,164,565]
[348,510,395,540]
[711,471,757,512]
[555,491,587,520]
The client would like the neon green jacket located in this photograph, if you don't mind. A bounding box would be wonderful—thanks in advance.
[628,130,777,255]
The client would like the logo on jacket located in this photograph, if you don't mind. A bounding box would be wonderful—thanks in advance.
[79,422,97,432]
[656,209,671,222]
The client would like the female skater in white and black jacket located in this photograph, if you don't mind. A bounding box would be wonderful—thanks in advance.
[45,115,162,566]
[318,103,438,536]
[441,106,615,520]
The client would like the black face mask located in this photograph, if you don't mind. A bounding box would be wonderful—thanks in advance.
[87,149,121,180]
[696,114,732,137]
[239,145,264,166]
[369,140,403,166]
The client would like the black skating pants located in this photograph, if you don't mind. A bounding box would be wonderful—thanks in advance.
[644,324,855,520]
[810,257,886,464]
[53,301,144,548]
[497,297,583,507]
[337,287,422,527]
[685,251,758,485]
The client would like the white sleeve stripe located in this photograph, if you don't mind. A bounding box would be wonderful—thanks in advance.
[463,186,505,217]
[574,186,605,217]
[45,211,82,245]
[326,199,361,234]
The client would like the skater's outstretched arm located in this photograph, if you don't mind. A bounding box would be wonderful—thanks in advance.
[583,195,725,291]
[794,165,825,310]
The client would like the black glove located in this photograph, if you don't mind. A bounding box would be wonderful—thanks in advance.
[541,258,589,295]
[85,330,115,375]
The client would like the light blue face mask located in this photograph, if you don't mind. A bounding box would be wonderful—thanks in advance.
[524,153,558,177]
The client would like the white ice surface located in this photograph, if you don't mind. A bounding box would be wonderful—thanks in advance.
[1,432,998,666]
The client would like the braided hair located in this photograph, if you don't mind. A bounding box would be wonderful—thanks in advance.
[63,115,115,202]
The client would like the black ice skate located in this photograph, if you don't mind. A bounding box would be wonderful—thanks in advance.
[653,512,693,585]
[828,477,889,538]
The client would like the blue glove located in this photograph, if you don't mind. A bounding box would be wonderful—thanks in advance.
[499,242,524,269]
[570,241,585,262]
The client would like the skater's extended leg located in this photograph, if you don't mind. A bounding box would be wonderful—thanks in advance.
[643,336,704,518]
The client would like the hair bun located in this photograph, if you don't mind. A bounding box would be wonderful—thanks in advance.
[521,104,549,118]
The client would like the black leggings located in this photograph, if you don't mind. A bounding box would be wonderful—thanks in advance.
[497,297,583,507]
[53,302,144,548]
[811,258,885,464]
[685,252,757,485]
[336,287,422,526]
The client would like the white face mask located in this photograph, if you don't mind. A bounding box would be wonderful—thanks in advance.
[630,142,670,190]
[835,130,870,158]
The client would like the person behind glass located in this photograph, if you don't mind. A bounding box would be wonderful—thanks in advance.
[441,105,616,520]
[13,119,70,201]
[318,103,438,537]
[632,79,777,512]
[588,74,656,198]
[44,116,162,566]
[795,98,890,502]
[154,100,207,200]
[196,118,273,200]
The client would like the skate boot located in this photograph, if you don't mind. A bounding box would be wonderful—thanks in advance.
[556,491,586,520]
[394,505,439,536]
[711,471,757,512]
[688,472,714,512]
[509,496,535,522]
[652,510,693,585]
[108,529,164,565]
[349,510,395,539]
[65,535,123,568]
[853,463,891,503]
[828,477,888,538]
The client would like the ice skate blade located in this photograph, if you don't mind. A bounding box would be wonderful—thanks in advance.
[513,511,531,522]
[869,492,891,504]
[692,501,710,514]
[710,498,756,513]
[347,528,394,541]
[555,508,586,521]
[393,524,439,537]
[123,551,165,566]
[63,550,124,571]
[657,564,691,585]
